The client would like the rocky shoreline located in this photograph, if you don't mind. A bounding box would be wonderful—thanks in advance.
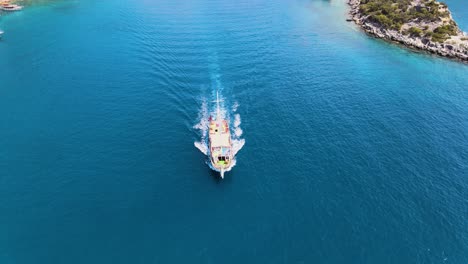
[348,0,468,62]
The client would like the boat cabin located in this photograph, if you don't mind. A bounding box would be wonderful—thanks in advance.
[209,119,232,168]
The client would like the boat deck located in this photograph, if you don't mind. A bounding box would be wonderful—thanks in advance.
[209,120,230,147]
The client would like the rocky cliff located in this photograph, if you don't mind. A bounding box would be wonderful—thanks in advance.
[348,0,468,62]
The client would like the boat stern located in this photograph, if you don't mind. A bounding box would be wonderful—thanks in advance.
[210,155,231,178]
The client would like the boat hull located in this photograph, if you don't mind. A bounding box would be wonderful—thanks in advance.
[1,4,23,11]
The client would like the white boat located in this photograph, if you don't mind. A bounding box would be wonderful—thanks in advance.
[208,92,233,178]
[0,30,3,39]
[1,4,23,11]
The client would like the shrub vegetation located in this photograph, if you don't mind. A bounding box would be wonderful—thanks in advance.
[359,0,456,42]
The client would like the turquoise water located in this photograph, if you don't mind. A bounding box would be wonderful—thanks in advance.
[0,0,467,263]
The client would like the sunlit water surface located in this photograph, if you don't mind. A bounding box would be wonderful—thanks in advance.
[0,0,467,263]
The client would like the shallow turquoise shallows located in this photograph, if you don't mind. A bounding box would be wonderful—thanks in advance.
[0,0,467,263]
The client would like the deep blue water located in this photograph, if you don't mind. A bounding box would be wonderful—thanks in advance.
[0,0,467,263]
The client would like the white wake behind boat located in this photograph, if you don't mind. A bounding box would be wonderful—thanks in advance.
[208,92,233,178]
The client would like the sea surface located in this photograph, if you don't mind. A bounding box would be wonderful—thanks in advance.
[0,0,467,263]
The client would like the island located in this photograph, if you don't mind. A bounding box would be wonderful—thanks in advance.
[348,0,468,61]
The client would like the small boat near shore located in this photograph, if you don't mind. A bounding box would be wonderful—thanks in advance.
[1,4,23,11]
[208,92,233,178]
[0,30,3,39]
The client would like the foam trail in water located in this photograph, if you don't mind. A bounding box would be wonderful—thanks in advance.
[231,110,245,157]
[194,141,208,156]
[193,99,209,155]
[232,101,239,112]
[233,114,243,138]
